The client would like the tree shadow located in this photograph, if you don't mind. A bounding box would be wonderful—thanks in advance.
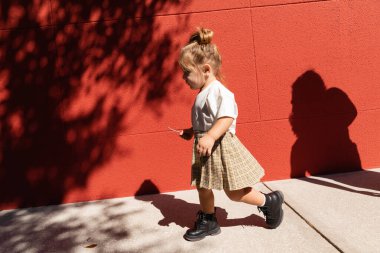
[0,1,189,209]
[0,200,131,252]
[289,70,379,196]
[135,180,266,229]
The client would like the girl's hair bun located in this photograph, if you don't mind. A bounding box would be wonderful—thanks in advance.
[189,27,214,45]
[180,27,222,81]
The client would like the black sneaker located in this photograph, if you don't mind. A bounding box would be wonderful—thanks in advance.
[258,191,284,229]
[184,210,221,241]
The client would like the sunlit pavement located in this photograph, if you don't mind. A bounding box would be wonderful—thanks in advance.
[1,169,379,253]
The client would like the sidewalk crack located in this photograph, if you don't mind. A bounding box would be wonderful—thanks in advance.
[262,182,344,253]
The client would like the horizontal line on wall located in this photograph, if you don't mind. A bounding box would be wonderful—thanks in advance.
[117,108,380,137]
[359,107,380,112]
[0,24,56,31]
[118,129,180,137]
[147,6,251,18]
[252,0,333,9]
[0,0,334,31]
[237,118,289,125]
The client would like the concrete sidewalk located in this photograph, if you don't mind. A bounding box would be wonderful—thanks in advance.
[0,169,379,253]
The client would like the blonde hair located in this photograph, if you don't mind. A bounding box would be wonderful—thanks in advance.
[179,27,223,80]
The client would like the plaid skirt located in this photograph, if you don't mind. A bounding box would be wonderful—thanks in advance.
[191,132,265,191]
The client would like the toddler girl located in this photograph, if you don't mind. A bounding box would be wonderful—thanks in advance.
[178,28,284,241]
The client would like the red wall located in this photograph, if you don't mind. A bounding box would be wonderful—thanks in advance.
[1,0,379,209]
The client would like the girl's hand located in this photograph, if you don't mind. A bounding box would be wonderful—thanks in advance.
[197,133,215,156]
[180,128,194,140]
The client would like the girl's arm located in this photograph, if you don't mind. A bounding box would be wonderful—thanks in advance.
[197,117,234,156]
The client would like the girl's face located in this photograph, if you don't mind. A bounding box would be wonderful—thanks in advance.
[182,66,205,90]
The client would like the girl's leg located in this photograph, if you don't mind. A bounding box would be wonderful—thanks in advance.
[224,187,265,206]
[184,187,220,241]
[225,187,284,229]
[197,187,215,213]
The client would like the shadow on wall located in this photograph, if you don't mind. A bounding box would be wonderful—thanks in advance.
[289,70,380,196]
[135,180,266,229]
[289,70,362,178]
[0,1,189,209]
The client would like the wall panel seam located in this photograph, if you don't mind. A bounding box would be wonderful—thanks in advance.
[0,0,335,30]
[110,107,380,137]
[48,0,53,26]
[358,108,380,112]
[249,7,262,120]
[252,0,333,9]
[0,24,56,31]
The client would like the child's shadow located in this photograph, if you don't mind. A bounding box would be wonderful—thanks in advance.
[289,70,379,197]
[289,70,362,178]
[136,193,266,228]
[135,180,266,228]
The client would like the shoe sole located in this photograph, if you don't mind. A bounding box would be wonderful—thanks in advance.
[183,227,221,242]
[268,191,284,229]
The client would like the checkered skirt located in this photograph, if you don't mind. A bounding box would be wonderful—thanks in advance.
[191,132,265,190]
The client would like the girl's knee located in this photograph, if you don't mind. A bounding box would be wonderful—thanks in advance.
[224,189,243,202]
[225,187,252,202]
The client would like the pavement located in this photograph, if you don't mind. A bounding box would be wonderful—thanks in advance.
[0,168,379,253]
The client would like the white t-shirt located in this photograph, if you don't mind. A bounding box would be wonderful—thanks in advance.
[191,80,238,134]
